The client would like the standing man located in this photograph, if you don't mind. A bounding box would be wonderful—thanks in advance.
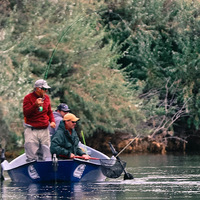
[50,113,90,160]
[23,79,56,162]
[49,103,70,137]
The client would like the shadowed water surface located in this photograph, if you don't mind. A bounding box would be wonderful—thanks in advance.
[1,153,200,199]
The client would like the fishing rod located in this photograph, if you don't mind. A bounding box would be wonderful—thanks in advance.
[115,135,139,158]
[81,130,88,155]
[43,8,107,80]
[42,8,135,180]
[43,17,84,80]
[43,8,131,80]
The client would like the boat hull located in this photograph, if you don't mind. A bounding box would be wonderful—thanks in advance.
[7,159,105,183]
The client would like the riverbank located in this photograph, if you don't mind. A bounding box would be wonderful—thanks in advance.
[86,132,200,155]
[2,134,200,159]
[3,147,24,159]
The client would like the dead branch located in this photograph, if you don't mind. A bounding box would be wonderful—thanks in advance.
[149,79,191,138]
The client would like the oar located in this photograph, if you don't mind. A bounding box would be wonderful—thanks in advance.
[1,149,5,181]
[109,142,134,180]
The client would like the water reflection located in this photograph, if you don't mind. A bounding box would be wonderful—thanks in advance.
[1,180,126,200]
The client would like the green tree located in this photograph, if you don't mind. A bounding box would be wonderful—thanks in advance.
[0,0,144,149]
[100,0,200,136]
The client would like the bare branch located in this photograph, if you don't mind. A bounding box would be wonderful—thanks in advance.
[163,136,188,143]
[148,78,192,138]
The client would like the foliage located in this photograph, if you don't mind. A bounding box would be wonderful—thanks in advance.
[100,0,200,135]
[47,11,144,136]
[2,0,200,151]
[0,107,19,150]
[0,0,144,149]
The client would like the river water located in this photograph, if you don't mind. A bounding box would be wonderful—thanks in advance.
[1,153,200,199]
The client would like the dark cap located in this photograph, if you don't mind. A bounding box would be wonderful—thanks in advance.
[57,103,70,112]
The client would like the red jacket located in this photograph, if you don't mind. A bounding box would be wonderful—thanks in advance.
[23,92,55,129]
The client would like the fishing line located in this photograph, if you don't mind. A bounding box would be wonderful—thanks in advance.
[44,8,105,80]
[44,15,85,80]
[43,8,131,80]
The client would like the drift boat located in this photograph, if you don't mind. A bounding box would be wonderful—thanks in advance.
[1,142,133,183]
[1,143,110,183]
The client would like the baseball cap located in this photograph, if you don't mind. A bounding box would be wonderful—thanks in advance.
[34,79,51,89]
[63,113,79,121]
[57,103,70,112]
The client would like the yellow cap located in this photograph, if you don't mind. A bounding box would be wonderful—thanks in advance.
[63,113,79,122]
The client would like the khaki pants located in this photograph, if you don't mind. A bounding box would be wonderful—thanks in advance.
[24,127,51,162]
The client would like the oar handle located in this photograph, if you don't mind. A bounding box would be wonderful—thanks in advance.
[108,142,118,156]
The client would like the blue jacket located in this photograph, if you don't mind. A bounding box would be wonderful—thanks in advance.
[49,111,63,136]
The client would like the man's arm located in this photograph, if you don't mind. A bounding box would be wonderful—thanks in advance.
[23,95,38,117]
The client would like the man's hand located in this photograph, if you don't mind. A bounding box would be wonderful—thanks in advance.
[70,153,75,159]
[50,122,56,128]
[35,98,44,106]
[82,154,91,160]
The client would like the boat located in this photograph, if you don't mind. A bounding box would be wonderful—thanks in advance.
[1,143,110,183]
[1,142,134,183]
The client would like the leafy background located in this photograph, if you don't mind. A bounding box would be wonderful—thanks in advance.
[1,0,200,151]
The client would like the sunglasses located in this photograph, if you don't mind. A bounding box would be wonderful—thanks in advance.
[66,120,77,123]
[62,111,69,113]
[41,88,48,91]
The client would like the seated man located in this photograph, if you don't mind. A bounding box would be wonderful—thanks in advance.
[50,113,90,160]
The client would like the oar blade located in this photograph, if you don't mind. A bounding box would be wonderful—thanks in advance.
[124,172,134,180]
